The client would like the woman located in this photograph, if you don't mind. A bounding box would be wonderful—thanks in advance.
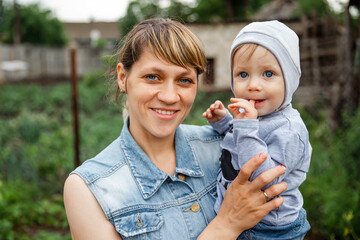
[63,18,287,240]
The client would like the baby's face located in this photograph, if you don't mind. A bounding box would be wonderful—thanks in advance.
[232,44,285,116]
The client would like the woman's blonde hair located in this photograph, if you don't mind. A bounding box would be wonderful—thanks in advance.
[111,18,206,103]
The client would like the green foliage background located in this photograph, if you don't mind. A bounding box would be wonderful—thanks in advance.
[0,70,360,239]
[0,3,67,46]
[118,0,333,37]
[118,0,275,37]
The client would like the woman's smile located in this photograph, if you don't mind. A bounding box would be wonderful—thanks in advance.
[152,108,179,119]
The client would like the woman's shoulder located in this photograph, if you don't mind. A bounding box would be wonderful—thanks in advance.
[63,174,123,240]
[72,136,126,184]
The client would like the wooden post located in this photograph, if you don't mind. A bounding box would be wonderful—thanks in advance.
[311,38,320,86]
[13,0,21,44]
[0,44,4,83]
[71,48,80,167]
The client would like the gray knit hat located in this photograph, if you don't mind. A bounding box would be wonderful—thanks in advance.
[230,20,301,110]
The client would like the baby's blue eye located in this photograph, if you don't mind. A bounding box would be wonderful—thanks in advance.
[264,71,274,78]
[239,72,248,78]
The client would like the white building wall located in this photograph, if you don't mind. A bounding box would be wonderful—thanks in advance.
[189,23,247,90]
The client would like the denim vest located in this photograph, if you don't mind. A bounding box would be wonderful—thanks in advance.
[72,121,222,239]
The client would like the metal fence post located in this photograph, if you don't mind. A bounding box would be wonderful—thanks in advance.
[70,48,80,167]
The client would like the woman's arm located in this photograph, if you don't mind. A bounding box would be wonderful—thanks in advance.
[198,153,287,239]
[63,174,123,240]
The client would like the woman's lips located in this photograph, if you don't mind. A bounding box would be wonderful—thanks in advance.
[153,109,176,115]
[152,108,178,119]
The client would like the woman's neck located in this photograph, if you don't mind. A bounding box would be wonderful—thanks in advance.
[131,130,177,175]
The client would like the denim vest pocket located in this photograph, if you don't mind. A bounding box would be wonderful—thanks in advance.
[114,210,164,238]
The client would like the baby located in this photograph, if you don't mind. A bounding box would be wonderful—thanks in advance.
[203,20,312,239]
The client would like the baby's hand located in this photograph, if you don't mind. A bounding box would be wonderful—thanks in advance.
[228,98,258,119]
[202,100,227,123]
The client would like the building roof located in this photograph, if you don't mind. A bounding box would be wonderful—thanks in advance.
[251,0,298,21]
[64,21,120,40]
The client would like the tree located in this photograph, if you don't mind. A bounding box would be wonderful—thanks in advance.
[0,0,7,36]
[118,0,162,37]
[292,0,331,18]
[2,3,67,46]
[118,0,195,37]
[118,0,272,36]
[181,0,272,22]
[190,0,227,22]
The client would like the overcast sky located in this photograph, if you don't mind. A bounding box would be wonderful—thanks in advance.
[4,0,350,23]
[4,0,133,22]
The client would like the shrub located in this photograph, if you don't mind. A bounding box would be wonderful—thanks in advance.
[300,107,360,239]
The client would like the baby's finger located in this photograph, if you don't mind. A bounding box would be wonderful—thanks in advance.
[249,99,256,107]
[230,97,242,103]
[214,101,221,109]
[207,109,213,119]
[202,108,211,118]
[228,105,243,116]
[213,108,225,116]
[230,98,251,105]
[228,103,247,113]
[215,100,224,109]
[228,102,244,109]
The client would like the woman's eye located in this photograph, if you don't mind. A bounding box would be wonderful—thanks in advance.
[264,71,274,78]
[239,72,248,78]
[146,74,159,81]
[179,78,193,84]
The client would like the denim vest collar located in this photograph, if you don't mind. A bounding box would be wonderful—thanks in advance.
[120,118,204,199]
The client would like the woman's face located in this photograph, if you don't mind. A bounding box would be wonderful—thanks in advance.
[117,48,198,142]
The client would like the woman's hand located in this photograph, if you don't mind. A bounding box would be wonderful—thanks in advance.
[198,153,287,240]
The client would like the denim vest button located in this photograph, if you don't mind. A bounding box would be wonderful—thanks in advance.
[178,174,186,181]
[190,203,200,212]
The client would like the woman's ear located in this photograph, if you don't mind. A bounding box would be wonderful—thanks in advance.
[117,63,127,92]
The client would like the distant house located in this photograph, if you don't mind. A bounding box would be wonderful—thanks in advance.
[64,21,120,48]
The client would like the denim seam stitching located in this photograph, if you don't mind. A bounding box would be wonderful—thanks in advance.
[110,180,217,218]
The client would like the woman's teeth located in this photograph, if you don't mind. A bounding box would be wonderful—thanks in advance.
[154,109,175,115]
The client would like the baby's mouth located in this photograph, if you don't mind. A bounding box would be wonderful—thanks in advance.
[248,99,265,103]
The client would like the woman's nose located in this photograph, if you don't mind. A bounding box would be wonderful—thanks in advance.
[157,81,180,104]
